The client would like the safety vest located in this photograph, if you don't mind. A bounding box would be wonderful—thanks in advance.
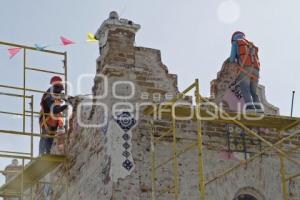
[237,39,260,69]
[40,94,64,132]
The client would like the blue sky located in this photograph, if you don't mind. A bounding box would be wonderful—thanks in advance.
[0,0,299,191]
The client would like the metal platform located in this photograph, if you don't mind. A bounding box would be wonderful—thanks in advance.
[0,154,66,197]
[144,105,300,130]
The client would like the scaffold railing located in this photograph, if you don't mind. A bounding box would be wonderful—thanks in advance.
[145,79,300,200]
[0,41,69,200]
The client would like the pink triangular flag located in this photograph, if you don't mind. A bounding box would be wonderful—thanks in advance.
[8,47,22,59]
[60,36,75,46]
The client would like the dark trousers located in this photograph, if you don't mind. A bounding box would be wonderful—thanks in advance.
[39,128,54,155]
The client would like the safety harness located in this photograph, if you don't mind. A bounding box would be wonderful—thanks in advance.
[40,93,64,133]
[236,39,260,81]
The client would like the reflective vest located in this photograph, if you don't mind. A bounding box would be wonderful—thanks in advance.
[237,39,260,69]
[40,94,64,132]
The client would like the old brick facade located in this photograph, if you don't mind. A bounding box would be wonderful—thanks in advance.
[21,12,300,200]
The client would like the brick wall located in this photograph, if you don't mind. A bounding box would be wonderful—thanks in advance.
[34,12,300,200]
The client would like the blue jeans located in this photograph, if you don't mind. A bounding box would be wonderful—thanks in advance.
[39,128,54,155]
[237,66,261,109]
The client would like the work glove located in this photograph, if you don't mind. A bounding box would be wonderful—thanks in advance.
[65,96,76,106]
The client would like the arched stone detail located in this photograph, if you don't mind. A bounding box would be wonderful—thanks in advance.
[233,187,265,200]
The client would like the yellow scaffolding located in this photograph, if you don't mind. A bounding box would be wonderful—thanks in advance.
[0,41,68,199]
[0,155,66,198]
[145,79,300,200]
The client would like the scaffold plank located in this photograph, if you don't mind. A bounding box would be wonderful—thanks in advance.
[0,154,66,197]
[144,105,300,130]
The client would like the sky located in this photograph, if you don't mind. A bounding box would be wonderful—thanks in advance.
[0,0,299,192]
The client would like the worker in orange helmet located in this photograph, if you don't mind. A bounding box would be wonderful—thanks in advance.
[39,76,68,154]
[229,31,264,113]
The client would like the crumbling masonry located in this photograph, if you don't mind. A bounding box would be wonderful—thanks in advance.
[6,12,300,200]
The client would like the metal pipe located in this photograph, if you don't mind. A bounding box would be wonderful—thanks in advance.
[0,129,61,138]
[0,40,65,55]
[0,91,31,98]
[280,119,300,132]
[195,79,206,200]
[172,106,179,200]
[4,128,23,138]
[0,169,23,173]
[279,132,289,200]
[23,49,26,133]
[64,52,69,136]
[21,158,24,200]
[25,110,40,115]
[155,142,198,170]
[0,150,31,155]
[24,110,67,118]
[0,41,68,199]
[26,66,65,75]
[0,110,65,118]
[30,95,34,158]
[0,84,50,94]
[0,110,31,117]
[64,52,68,97]
[145,82,196,116]
[205,130,300,185]
[286,172,300,181]
[286,144,300,154]
[200,95,300,168]
[280,156,288,200]
[0,153,33,160]
[291,91,295,117]
[181,82,196,95]
[154,128,172,143]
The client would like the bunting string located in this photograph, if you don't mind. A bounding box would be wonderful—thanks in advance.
[0,33,98,59]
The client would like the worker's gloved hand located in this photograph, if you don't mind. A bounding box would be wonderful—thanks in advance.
[65,96,75,106]
[66,96,74,101]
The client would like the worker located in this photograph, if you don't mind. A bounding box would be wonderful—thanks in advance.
[229,31,264,113]
[39,76,68,155]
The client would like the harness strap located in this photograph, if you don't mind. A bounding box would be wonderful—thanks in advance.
[237,66,259,81]
[236,45,260,81]
[40,93,61,132]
